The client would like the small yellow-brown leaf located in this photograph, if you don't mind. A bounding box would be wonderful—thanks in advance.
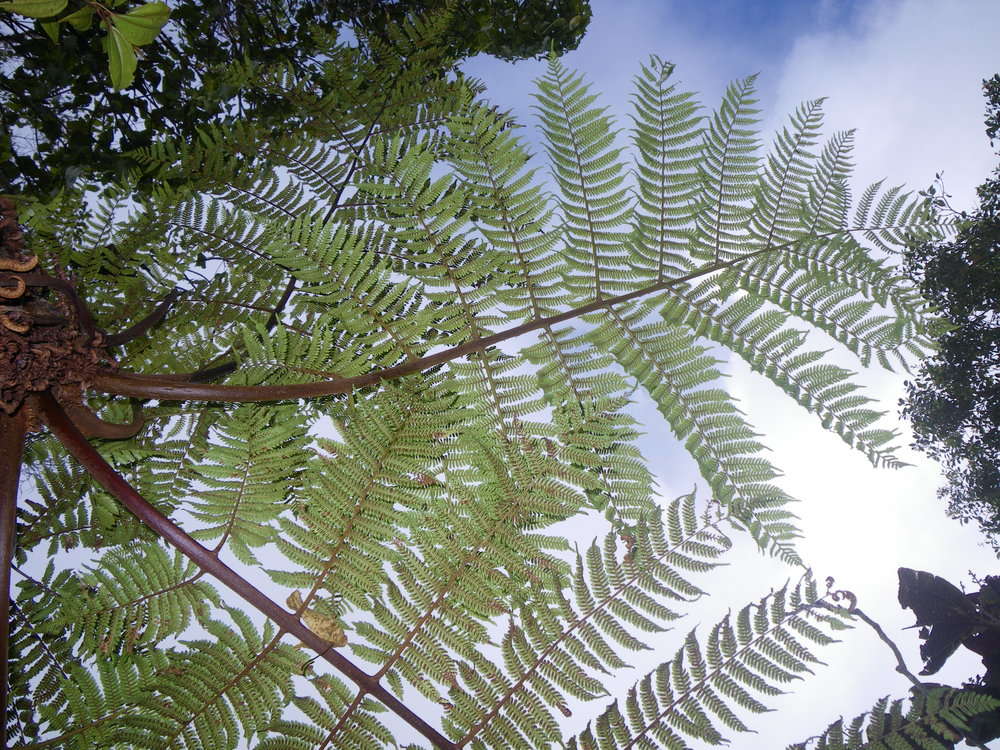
[286,590,347,646]
[302,609,347,646]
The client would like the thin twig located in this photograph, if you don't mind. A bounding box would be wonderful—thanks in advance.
[850,605,926,690]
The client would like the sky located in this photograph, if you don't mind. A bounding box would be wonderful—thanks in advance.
[462,0,1000,746]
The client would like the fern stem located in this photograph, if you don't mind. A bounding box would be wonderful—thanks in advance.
[20,273,97,339]
[104,287,182,347]
[91,245,779,402]
[91,224,913,404]
[35,392,460,750]
[0,405,28,750]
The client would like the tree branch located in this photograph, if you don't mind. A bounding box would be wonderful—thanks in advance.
[0,404,28,750]
[849,605,927,690]
[35,392,458,750]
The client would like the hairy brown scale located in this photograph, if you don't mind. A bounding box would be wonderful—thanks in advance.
[0,198,141,438]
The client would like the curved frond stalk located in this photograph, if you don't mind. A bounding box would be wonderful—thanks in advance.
[567,572,852,750]
[786,687,1000,750]
[1,408,29,748]
[37,393,460,750]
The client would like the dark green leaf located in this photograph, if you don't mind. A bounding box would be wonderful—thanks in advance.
[114,1,170,46]
[0,0,67,18]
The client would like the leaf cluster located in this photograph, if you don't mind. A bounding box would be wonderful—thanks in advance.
[901,74,1000,548]
[0,0,591,197]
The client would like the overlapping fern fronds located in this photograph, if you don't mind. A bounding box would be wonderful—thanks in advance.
[11,22,953,750]
[787,687,1000,750]
[567,572,852,750]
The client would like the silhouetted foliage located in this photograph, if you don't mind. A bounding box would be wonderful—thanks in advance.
[898,567,1000,745]
[0,0,591,197]
[901,74,1000,547]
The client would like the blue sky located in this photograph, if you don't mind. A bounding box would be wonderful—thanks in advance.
[462,1,1000,746]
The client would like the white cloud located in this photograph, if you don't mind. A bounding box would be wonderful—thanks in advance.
[767,0,999,208]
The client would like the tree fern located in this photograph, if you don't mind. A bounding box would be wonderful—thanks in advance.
[3,21,957,750]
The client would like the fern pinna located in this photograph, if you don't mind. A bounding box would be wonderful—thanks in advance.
[3,20,987,750]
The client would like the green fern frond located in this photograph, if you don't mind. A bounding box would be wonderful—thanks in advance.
[13,34,958,750]
[749,98,825,250]
[187,404,308,565]
[567,572,851,750]
[588,301,801,562]
[535,56,634,299]
[448,104,566,322]
[629,55,704,282]
[661,280,901,466]
[49,542,220,656]
[112,610,303,750]
[694,75,761,263]
[444,492,732,748]
[786,687,1000,750]
[803,129,855,234]
[257,676,395,749]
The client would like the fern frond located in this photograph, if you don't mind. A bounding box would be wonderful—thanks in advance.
[567,572,851,750]
[535,56,634,299]
[114,610,303,750]
[48,542,220,656]
[786,687,1000,750]
[187,404,308,565]
[446,492,732,748]
[589,301,801,562]
[694,75,761,263]
[629,55,704,282]
[258,678,395,750]
[661,280,902,467]
[448,104,566,322]
[749,98,825,250]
